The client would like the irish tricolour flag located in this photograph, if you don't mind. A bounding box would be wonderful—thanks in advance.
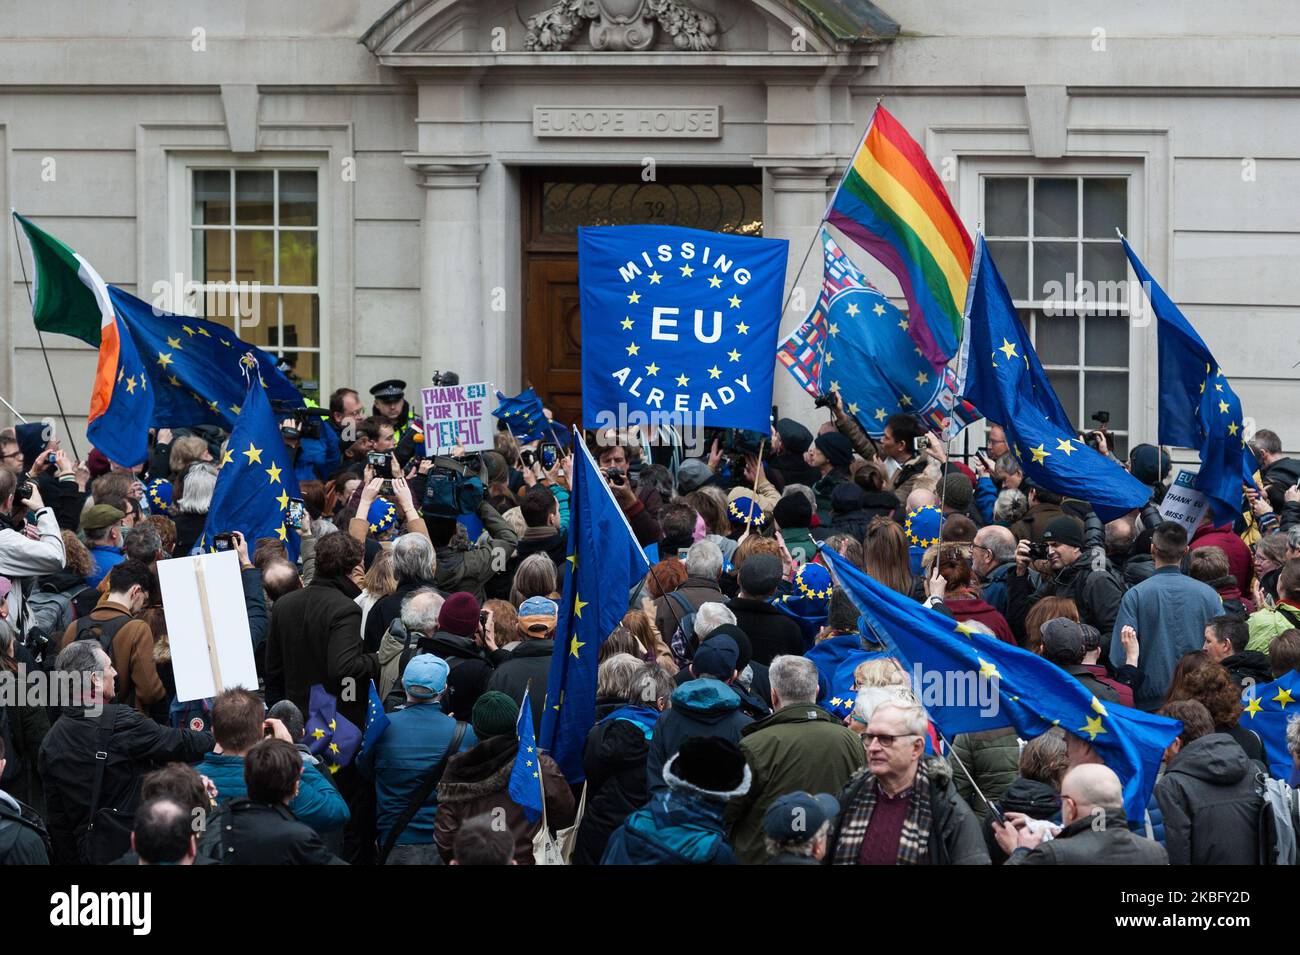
[14,212,150,464]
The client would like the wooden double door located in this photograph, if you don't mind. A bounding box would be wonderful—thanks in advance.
[520,166,763,427]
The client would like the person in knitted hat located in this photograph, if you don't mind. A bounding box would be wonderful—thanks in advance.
[731,554,805,665]
[602,735,750,864]
[806,432,854,523]
[774,562,833,646]
[768,419,821,488]
[939,472,975,517]
[773,490,816,564]
[422,591,509,721]
[434,691,575,865]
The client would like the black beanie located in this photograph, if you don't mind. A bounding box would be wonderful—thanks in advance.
[672,736,746,794]
[776,418,813,456]
[773,493,813,529]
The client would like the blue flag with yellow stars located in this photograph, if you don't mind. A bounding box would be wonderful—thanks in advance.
[539,431,651,782]
[777,231,981,440]
[821,544,1181,820]
[1122,237,1254,523]
[106,285,302,432]
[305,683,363,775]
[959,236,1150,522]
[198,368,301,559]
[578,225,788,433]
[1241,671,1300,780]
[508,685,544,822]
[359,680,391,760]
[85,306,154,467]
[493,387,550,444]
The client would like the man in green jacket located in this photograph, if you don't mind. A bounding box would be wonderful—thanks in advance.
[728,655,865,864]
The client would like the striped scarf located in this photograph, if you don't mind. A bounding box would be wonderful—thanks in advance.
[831,761,934,865]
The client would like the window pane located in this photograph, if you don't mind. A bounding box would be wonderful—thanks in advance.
[1083,178,1127,238]
[1106,433,1129,460]
[279,171,318,227]
[196,286,275,347]
[192,229,231,284]
[1083,242,1127,292]
[1033,241,1076,302]
[193,170,231,225]
[235,170,274,225]
[985,178,1028,236]
[1084,313,1129,367]
[279,231,318,287]
[281,351,319,399]
[1033,178,1078,238]
[1035,311,1079,365]
[986,241,1028,301]
[281,294,319,350]
[1046,370,1080,425]
[1084,372,1128,431]
[235,230,275,286]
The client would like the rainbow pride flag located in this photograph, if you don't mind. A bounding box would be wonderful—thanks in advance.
[825,105,973,370]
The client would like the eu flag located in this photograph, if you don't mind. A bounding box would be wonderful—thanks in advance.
[821,545,1181,820]
[198,369,301,558]
[778,230,981,440]
[959,236,1150,522]
[508,685,544,823]
[305,683,363,775]
[1241,671,1300,780]
[492,387,550,443]
[1122,238,1254,523]
[107,286,302,432]
[539,431,650,781]
[87,309,155,467]
[578,225,788,434]
[359,680,391,760]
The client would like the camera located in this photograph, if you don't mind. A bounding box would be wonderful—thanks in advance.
[367,451,392,478]
[1090,410,1110,426]
[604,467,627,487]
[1026,542,1049,561]
[812,393,836,410]
[213,532,235,552]
[271,400,328,441]
[1083,431,1106,453]
[13,482,32,506]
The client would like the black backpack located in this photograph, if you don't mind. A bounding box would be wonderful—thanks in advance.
[73,614,133,657]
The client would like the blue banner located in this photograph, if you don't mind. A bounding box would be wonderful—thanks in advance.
[578,225,788,434]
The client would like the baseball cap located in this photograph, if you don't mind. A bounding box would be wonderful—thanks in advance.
[692,634,740,680]
[402,653,450,699]
[763,791,840,841]
[517,596,558,636]
[1040,617,1087,666]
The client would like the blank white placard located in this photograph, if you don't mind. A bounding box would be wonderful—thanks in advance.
[157,550,258,702]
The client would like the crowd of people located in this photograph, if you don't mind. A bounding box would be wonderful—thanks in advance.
[1,378,1299,867]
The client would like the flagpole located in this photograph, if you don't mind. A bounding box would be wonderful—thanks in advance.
[0,395,29,424]
[10,213,81,460]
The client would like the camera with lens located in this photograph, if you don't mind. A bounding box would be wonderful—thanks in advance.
[1090,410,1110,426]
[272,400,328,441]
[422,455,485,517]
[13,482,32,506]
[1026,542,1049,561]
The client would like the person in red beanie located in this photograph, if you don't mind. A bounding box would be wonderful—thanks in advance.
[420,590,509,721]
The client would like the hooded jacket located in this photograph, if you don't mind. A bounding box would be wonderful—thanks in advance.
[1008,555,1125,649]
[730,703,867,865]
[573,705,658,866]
[1155,732,1263,865]
[0,788,49,864]
[1222,650,1272,689]
[196,750,350,835]
[647,679,752,793]
[1191,523,1254,597]
[434,734,575,864]
[601,753,749,865]
[981,776,1060,864]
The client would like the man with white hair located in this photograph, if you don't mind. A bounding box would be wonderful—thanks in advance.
[376,587,445,704]
[825,695,989,865]
[995,762,1168,864]
[972,524,1017,617]
[651,538,726,644]
[363,532,439,651]
[729,655,865,864]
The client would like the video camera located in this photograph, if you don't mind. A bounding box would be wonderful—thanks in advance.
[422,454,486,518]
[704,426,766,479]
[272,400,331,441]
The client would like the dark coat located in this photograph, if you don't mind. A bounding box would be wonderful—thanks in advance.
[1156,733,1262,865]
[0,792,50,864]
[1223,651,1272,688]
[198,799,344,864]
[573,708,656,866]
[651,576,725,647]
[766,453,821,490]
[1006,808,1169,864]
[727,597,805,666]
[421,631,504,722]
[37,704,212,865]
[1007,557,1124,644]
[1009,501,1065,544]
[363,579,437,653]
[434,734,575,864]
[265,575,378,731]
[486,639,554,728]
[647,679,752,793]
[0,698,49,809]
[171,511,207,558]
[981,776,1060,864]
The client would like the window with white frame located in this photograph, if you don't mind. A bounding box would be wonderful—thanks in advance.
[982,175,1130,457]
[191,168,322,398]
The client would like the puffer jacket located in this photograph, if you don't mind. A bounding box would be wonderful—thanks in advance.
[434,734,575,865]
[982,776,1061,864]
[1155,732,1262,865]
[573,705,659,866]
[647,679,752,793]
[950,727,1021,821]
[601,754,749,865]
[825,756,991,865]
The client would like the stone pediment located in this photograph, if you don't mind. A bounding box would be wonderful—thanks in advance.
[361,0,897,61]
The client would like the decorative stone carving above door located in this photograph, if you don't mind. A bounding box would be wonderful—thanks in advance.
[524,0,719,52]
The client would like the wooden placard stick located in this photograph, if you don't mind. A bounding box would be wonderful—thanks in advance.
[194,559,224,695]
